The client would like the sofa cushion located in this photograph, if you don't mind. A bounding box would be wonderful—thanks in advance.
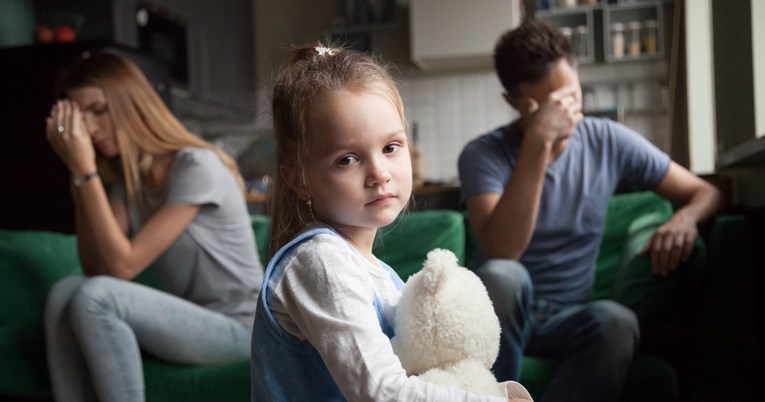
[592,191,674,300]
[0,229,253,401]
[0,229,81,398]
[143,358,249,402]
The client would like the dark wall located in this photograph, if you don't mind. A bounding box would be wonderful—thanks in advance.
[34,0,114,42]
[712,0,755,153]
[0,41,171,233]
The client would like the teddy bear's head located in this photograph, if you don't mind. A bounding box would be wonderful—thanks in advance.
[391,248,501,376]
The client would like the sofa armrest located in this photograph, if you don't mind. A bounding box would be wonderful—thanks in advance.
[0,229,82,398]
[610,212,706,322]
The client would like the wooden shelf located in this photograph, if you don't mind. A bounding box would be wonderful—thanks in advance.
[717,136,765,169]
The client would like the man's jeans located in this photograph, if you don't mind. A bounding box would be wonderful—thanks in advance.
[478,259,639,402]
[45,275,251,402]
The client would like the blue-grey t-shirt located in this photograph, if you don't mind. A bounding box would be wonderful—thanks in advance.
[458,117,671,303]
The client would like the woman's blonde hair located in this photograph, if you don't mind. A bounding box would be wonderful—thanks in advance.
[269,44,407,254]
[58,52,244,216]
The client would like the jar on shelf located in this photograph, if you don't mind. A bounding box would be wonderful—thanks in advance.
[642,19,658,55]
[557,0,577,9]
[610,22,625,59]
[560,26,573,44]
[572,25,589,60]
[626,21,642,57]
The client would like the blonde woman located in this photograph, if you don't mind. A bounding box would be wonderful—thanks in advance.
[43,52,263,402]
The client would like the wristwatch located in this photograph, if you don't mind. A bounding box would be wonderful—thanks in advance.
[73,171,99,187]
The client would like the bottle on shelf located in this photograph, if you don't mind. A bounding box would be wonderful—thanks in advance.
[610,22,625,59]
[573,25,589,60]
[626,21,642,57]
[560,26,573,44]
[642,19,658,55]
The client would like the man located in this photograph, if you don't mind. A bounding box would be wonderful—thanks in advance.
[458,19,722,402]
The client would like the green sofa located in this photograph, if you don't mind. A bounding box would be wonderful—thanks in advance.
[0,191,713,401]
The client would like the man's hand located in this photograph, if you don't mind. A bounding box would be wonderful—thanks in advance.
[523,85,583,147]
[640,211,698,276]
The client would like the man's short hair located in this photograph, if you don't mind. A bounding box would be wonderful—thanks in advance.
[494,18,575,97]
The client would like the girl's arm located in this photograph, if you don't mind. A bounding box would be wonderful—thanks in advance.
[280,237,511,402]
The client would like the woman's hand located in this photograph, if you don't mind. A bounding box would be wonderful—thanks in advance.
[46,100,97,175]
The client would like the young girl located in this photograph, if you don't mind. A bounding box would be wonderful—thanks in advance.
[250,44,531,402]
[44,53,263,402]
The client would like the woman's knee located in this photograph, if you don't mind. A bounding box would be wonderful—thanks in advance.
[69,276,124,320]
[45,276,87,325]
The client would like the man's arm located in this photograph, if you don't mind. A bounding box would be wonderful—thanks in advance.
[641,161,724,276]
[466,138,550,260]
[467,86,582,260]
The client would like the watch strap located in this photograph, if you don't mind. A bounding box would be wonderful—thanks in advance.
[73,171,99,187]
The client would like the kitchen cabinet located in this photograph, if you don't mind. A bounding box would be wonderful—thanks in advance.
[409,0,521,71]
[537,0,669,64]
[537,1,676,155]
[536,2,599,64]
[112,0,256,136]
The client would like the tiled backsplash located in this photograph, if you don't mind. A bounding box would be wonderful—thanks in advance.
[250,63,668,185]
[399,71,517,184]
[399,66,669,184]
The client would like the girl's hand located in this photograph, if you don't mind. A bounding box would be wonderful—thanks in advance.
[46,100,97,175]
[503,381,533,401]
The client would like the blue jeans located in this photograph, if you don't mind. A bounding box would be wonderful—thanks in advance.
[44,275,251,402]
[478,259,639,402]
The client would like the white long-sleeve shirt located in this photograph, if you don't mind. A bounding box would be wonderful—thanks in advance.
[268,229,519,402]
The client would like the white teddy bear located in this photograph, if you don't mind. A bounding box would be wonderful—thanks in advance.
[391,248,529,399]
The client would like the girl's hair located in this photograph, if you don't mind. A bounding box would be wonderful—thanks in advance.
[494,18,575,98]
[269,44,406,254]
[58,52,245,215]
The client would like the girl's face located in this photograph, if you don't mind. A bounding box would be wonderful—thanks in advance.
[67,86,120,157]
[302,88,412,239]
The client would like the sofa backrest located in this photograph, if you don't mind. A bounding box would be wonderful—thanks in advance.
[251,210,467,282]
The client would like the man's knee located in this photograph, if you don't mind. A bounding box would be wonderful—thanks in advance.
[477,259,533,315]
[478,259,531,291]
[588,300,640,351]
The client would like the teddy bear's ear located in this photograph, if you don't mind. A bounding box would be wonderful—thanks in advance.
[420,248,459,295]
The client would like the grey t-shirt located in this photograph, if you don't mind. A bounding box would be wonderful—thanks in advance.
[459,117,670,303]
[117,147,263,328]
